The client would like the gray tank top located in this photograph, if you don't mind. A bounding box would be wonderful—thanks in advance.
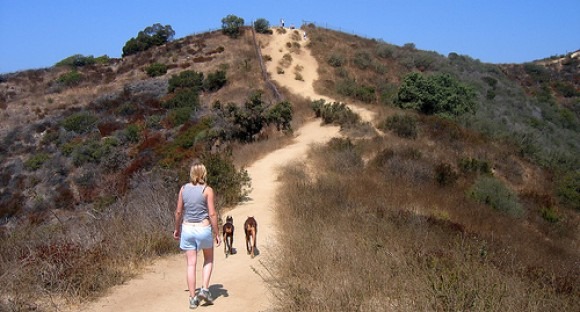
[182,183,209,222]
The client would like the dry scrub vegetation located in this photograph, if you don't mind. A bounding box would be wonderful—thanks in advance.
[269,123,579,311]
[0,172,176,310]
[0,26,297,310]
[1,21,578,312]
[266,91,578,311]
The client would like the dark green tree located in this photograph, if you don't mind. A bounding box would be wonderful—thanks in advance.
[253,18,272,34]
[221,15,245,38]
[396,72,476,118]
[267,101,293,131]
[122,23,175,57]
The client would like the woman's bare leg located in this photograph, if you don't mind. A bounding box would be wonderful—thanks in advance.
[201,247,214,289]
[185,250,197,297]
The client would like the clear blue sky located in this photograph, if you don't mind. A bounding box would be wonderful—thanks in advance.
[1,0,579,74]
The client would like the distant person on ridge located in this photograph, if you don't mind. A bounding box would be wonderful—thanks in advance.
[174,159,221,309]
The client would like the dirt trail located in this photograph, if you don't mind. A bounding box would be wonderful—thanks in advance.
[77,28,373,312]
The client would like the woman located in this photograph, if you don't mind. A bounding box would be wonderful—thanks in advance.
[174,160,222,309]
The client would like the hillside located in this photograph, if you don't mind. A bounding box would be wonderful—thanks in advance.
[1,23,579,311]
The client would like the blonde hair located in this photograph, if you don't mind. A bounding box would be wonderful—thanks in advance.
[189,160,207,184]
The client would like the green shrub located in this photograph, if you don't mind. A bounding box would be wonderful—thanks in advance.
[458,157,492,175]
[61,112,97,134]
[266,101,293,131]
[378,83,399,105]
[162,89,200,110]
[379,114,418,139]
[94,55,110,64]
[253,18,272,34]
[553,81,577,98]
[327,53,345,67]
[71,139,107,166]
[413,52,437,71]
[146,115,163,129]
[203,153,251,206]
[540,206,560,223]
[353,51,372,70]
[24,153,50,170]
[396,72,476,118]
[168,70,204,93]
[56,54,96,67]
[523,63,550,84]
[468,176,523,216]
[376,44,394,58]
[61,140,82,156]
[124,124,141,144]
[557,171,580,210]
[335,79,375,103]
[57,70,83,87]
[145,63,167,77]
[165,107,193,127]
[203,69,227,91]
[311,100,360,127]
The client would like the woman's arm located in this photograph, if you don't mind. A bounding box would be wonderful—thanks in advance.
[205,186,221,246]
[173,186,184,240]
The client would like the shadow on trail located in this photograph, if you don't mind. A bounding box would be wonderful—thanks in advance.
[209,284,229,300]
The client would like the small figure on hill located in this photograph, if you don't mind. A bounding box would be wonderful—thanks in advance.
[174,159,222,309]
[280,18,285,28]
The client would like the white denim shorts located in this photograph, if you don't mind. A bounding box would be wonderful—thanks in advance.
[180,223,213,251]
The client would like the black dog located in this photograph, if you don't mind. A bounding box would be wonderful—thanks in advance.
[223,215,234,257]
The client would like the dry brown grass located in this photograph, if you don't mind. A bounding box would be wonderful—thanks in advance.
[267,121,579,311]
[0,171,179,311]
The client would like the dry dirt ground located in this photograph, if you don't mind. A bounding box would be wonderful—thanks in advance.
[72,28,374,312]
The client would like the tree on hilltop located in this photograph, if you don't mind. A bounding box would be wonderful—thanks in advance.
[122,23,175,57]
[254,18,272,34]
[221,15,244,38]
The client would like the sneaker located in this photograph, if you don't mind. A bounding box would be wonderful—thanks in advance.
[197,288,214,304]
[189,296,200,309]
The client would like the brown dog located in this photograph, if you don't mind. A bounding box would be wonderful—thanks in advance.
[244,216,258,258]
[223,215,234,257]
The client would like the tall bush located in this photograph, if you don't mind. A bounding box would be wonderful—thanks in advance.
[168,70,204,93]
[379,114,418,139]
[221,15,245,38]
[57,70,83,87]
[122,23,175,57]
[396,72,476,118]
[253,18,272,34]
[145,63,167,77]
[61,112,97,134]
[468,176,523,216]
